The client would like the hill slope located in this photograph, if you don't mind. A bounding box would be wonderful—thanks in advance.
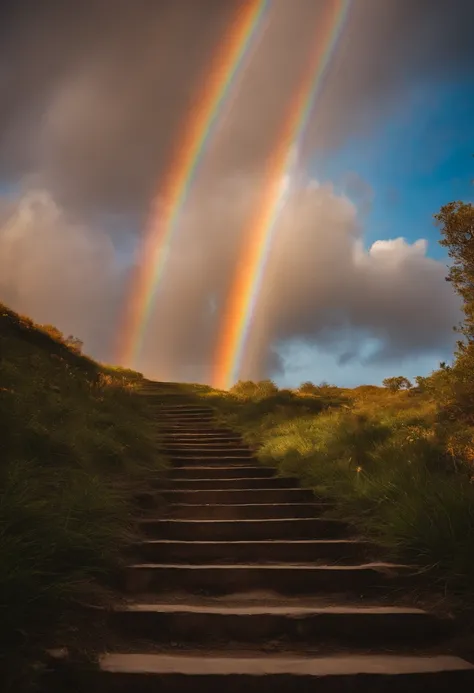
[0,304,164,690]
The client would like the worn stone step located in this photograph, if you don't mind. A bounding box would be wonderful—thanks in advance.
[160,488,315,504]
[159,412,215,420]
[157,426,238,435]
[132,539,375,564]
[162,440,252,450]
[164,441,248,449]
[151,402,211,409]
[137,494,318,517]
[162,434,244,443]
[96,653,474,692]
[138,517,347,541]
[152,407,215,421]
[110,602,454,646]
[165,503,329,520]
[161,488,314,504]
[151,404,212,410]
[123,562,410,595]
[163,447,254,455]
[169,466,275,480]
[158,419,216,425]
[170,456,259,467]
[167,477,296,490]
[161,447,254,458]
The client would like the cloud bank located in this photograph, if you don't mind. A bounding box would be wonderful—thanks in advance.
[0,181,459,382]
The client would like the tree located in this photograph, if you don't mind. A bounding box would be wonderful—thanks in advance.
[299,381,318,394]
[382,376,412,392]
[436,200,474,349]
[434,196,474,423]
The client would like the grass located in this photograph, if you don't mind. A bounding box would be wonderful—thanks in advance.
[201,379,474,596]
[0,304,165,690]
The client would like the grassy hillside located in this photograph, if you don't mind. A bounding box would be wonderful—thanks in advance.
[0,304,164,689]
[199,379,474,596]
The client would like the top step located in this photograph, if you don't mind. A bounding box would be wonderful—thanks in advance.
[158,413,215,420]
[155,408,215,415]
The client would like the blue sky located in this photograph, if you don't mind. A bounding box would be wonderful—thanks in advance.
[313,79,474,260]
[279,77,474,388]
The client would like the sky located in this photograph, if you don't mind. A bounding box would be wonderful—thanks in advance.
[0,0,473,388]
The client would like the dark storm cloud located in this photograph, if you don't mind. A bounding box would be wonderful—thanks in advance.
[0,0,472,218]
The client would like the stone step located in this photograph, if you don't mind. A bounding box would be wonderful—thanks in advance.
[162,440,252,450]
[165,503,329,520]
[157,426,238,435]
[123,562,410,595]
[161,447,254,458]
[166,477,296,491]
[162,434,244,442]
[159,421,217,428]
[153,403,214,414]
[138,517,347,541]
[154,409,214,415]
[162,487,316,505]
[131,539,375,564]
[110,602,454,646]
[155,415,217,422]
[169,466,276,479]
[163,434,246,450]
[160,488,315,504]
[96,653,474,692]
[158,412,215,419]
[170,456,260,467]
[149,402,211,408]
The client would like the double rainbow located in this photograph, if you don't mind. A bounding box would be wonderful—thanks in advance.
[118,0,269,368]
[212,0,352,390]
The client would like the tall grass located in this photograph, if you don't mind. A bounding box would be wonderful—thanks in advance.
[205,380,474,594]
[0,304,163,689]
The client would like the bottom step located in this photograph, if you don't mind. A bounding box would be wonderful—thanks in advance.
[97,653,474,692]
[111,603,452,645]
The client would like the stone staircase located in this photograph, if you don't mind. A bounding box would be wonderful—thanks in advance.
[95,383,474,691]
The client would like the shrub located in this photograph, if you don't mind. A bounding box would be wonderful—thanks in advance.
[230,379,279,399]
[298,381,319,394]
[382,376,412,391]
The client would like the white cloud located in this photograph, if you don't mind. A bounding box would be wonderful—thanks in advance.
[0,189,123,358]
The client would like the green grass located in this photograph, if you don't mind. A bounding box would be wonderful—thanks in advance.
[202,379,474,596]
[0,304,164,690]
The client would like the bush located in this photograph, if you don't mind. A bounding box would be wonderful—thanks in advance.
[298,381,319,395]
[382,376,412,391]
[230,379,279,399]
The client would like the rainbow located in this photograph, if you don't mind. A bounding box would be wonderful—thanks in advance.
[212,0,352,390]
[118,0,269,368]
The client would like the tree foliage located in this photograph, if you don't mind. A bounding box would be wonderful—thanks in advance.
[436,200,474,348]
[430,194,474,423]
[382,376,412,392]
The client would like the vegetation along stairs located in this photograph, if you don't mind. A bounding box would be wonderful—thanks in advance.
[92,381,474,691]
